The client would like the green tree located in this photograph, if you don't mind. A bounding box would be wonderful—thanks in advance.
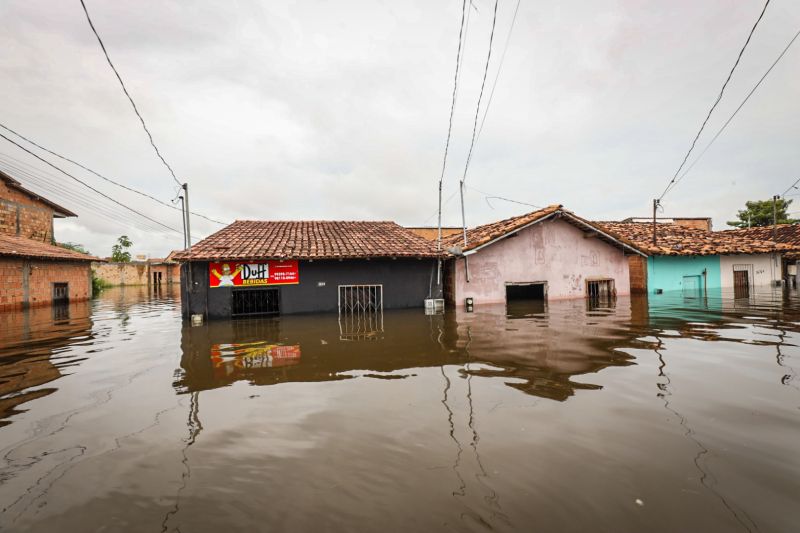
[111,235,133,262]
[727,199,798,228]
[57,242,90,255]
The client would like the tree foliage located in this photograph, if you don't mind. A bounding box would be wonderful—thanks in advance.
[111,235,133,262]
[727,199,798,228]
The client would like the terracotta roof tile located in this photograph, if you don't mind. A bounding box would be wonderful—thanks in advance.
[172,220,443,261]
[442,205,563,251]
[597,222,788,256]
[0,234,100,261]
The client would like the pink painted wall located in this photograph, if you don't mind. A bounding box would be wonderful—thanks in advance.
[453,218,631,304]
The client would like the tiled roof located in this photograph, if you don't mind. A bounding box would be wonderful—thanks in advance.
[442,205,562,251]
[0,234,100,261]
[0,170,77,218]
[442,205,646,256]
[597,222,787,256]
[721,224,800,259]
[172,220,443,261]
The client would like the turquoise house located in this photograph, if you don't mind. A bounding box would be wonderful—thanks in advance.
[647,255,721,295]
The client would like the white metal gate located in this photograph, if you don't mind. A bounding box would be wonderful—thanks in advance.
[338,285,383,340]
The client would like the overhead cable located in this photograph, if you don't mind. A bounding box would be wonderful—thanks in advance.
[0,132,182,235]
[79,0,183,189]
[658,0,771,200]
[475,0,522,147]
[0,122,226,226]
[669,27,800,195]
[436,0,470,251]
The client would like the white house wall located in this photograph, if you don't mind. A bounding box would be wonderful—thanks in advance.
[719,254,781,287]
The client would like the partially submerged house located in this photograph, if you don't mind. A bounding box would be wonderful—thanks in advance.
[441,205,646,306]
[173,220,442,319]
[720,224,800,285]
[0,170,98,310]
[598,222,786,296]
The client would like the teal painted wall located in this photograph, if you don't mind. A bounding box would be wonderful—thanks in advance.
[647,255,721,294]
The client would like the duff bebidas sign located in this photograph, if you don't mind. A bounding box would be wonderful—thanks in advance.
[209,260,299,288]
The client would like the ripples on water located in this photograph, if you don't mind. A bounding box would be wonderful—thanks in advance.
[0,286,798,532]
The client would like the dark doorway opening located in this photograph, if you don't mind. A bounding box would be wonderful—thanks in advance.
[506,283,546,301]
[232,288,280,317]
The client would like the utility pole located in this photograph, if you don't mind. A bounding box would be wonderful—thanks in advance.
[652,199,659,245]
[773,194,779,241]
[177,195,187,249]
[460,180,467,247]
[183,183,191,249]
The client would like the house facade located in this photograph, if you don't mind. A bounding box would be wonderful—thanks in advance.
[173,220,442,320]
[442,205,645,306]
[599,222,785,296]
[0,170,98,310]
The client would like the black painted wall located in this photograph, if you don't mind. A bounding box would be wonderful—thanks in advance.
[181,258,439,319]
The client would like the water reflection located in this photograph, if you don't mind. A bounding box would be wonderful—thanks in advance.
[2,288,800,532]
[0,301,93,426]
[176,300,650,403]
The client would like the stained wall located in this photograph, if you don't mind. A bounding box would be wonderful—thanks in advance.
[451,218,632,304]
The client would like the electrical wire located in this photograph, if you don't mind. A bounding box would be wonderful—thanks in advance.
[668,27,800,195]
[0,123,226,226]
[466,184,544,210]
[0,158,183,237]
[79,0,183,189]
[475,0,522,147]
[658,0,771,200]
[0,132,182,235]
[460,0,500,185]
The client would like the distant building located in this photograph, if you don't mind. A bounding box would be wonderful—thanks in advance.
[442,205,645,306]
[719,224,800,285]
[92,252,181,287]
[173,221,442,319]
[405,226,462,241]
[0,170,98,310]
[598,222,786,297]
[619,217,713,231]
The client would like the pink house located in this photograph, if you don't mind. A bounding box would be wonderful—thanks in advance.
[442,205,645,306]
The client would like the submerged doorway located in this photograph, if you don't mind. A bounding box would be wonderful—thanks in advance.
[505,282,547,301]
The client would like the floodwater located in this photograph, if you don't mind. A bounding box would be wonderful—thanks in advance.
[1,287,799,532]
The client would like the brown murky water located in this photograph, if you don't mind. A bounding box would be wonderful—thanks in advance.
[1,286,799,532]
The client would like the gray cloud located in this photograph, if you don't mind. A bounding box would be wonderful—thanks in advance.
[1,0,798,257]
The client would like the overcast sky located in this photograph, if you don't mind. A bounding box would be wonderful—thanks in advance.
[1,0,798,257]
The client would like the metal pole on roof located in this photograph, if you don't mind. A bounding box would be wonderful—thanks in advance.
[183,183,191,249]
[460,180,468,247]
[773,194,778,241]
[652,199,659,245]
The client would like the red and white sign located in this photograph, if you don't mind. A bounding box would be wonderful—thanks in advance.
[209,260,299,288]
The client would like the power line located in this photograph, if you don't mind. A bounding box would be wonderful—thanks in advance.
[475,0,522,148]
[0,132,182,235]
[458,0,499,246]
[780,176,800,198]
[0,122,226,226]
[436,0,470,250]
[658,0,770,200]
[461,0,499,185]
[79,0,182,189]
[0,156,178,236]
[668,27,800,195]
[466,184,544,210]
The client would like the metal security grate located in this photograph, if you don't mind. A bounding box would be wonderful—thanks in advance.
[52,282,69,303]
[232,288,280,317]
[338,285,383,341]
[587,279,615,299]
[338,285,383,314]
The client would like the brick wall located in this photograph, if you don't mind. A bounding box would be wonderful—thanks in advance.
[149,263,181,284]
[92,262,150,286]
[0,258,91,310]
[673,218,712,231]
[0,180,55,242]
[406,227,462,241]
[628,255,648,293]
